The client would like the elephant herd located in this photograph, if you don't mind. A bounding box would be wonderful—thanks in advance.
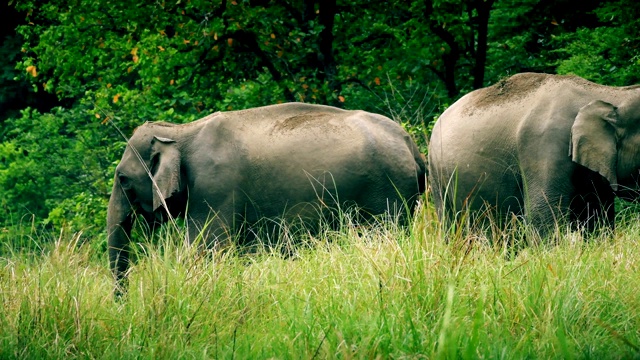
[108,73,640,293]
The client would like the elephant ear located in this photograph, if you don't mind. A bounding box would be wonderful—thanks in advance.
[569,100,620,190]
[150,136,183,211]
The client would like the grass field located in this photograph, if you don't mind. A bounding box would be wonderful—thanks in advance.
[1,202,639,359]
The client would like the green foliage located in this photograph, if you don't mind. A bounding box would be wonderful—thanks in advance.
[0,106,113,240]
[555,0,640,85]
[0,32,27,121]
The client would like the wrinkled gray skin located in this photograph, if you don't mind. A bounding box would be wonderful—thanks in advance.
[429,73,640,234]
[108,102,426,292]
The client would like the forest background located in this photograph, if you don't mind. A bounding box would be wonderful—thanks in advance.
[1,0,639,247]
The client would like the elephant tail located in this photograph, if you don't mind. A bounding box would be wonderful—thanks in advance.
[416,152,428,195]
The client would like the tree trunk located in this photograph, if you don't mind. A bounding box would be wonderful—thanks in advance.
[424,0,460,98]
[472,0,495,89]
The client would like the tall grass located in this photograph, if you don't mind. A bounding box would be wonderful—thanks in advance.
[1,202,639,359]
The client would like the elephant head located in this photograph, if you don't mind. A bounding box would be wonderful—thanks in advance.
[107,125,186,295]
[570,97,640,198]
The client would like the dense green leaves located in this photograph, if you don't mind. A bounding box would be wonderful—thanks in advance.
[555,0,640,85]
[1,0,639,240]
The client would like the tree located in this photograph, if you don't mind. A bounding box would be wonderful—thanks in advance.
[0,1,62,126]
[555,0,640,85]
[421,0,496,96]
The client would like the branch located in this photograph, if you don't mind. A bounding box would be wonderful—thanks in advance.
[352,33,396,47]
[335,78,375,93]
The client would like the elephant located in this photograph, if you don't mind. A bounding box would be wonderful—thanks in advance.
[428,72,640,236]
[108,102,426,293]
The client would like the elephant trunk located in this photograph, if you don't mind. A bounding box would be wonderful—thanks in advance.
[107,178,134,297]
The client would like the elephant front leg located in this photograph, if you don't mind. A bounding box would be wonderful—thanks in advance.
[186,211,235,250]
[569,192,615,233]
[524,186,572,240]
[569,168,616,233]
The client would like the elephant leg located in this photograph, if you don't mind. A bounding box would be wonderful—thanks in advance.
[432,177,472,234]
[569,192,615,233]
[187,215,232,249]
[569,169,615,233]
[524,184,572,240]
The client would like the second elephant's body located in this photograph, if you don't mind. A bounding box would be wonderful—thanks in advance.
[429,73,640,233]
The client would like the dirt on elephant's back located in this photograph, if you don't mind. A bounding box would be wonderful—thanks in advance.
[471,73,550,110]
[272,112,336,133]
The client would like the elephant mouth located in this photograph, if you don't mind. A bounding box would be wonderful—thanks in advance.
[138,201,154,213]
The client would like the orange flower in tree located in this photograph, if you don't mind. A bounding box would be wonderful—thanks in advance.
[26,65,37,77]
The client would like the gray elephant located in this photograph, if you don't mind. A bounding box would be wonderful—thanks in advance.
[108,102,426,292]
[429,73,640,235]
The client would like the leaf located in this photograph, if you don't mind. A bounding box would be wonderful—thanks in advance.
[131,47,139,62]
[547,264,556,276]
[94,113,101,118]
[113,94,121,103]
[338,95,345,103]
[26,65,37,77]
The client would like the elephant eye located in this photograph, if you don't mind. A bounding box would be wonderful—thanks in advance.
[118,174,131,188]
